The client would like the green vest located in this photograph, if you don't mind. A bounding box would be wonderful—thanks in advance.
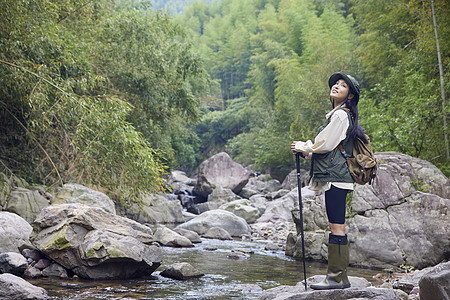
[310,109,354,183]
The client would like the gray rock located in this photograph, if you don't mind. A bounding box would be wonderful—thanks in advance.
[125,193,184,224]
[249,194,267,215]
[257,189,301,223]
[259,285,402,300]
[419,263,450,300]
[160,262,204,280]
[238,187,259,199]
[194,152,250,198]
[0,252,28,276]
[41,262,68,279]
[263,179,282,193]
[219,199,260,224]
[31,203,163,280]
[173,227,202,243]
[24,266,42,279]
[207,187,242,210]
[22,249,43,262]
[4,188,50,223]
[53,183,116,214]
[175,209,251,237]
[0,273,48,299]
[0,211,33,253]
[203,226,232,240]
[153,225,193,247]
[34,258,51,270]
[395,261,450,294]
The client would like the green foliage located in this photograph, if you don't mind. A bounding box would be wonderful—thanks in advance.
[356,0,450,168]
[0,0,205,198]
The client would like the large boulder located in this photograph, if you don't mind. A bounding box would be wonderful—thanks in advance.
[289,152,450,269]
[0,273,48,300]
[194,152,250,198]
[175,209,251,237]
[160,262,204,280]
[419,262,450,300]
[52,183,116,214]
[124,193,184,224]
[0,211,33,253]
[0,172,28,208]
[0,252,28,276]
[219,199,260,224]
[207,187,242,210]
[31,203,163,280]
[153,225,193,247]
[3,188,50,224]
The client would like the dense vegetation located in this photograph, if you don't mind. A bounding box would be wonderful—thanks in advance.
[176,0,450,179]
[1,0,448,202]
[0,0,208,197]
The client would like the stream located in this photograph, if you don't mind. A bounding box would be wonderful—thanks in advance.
[30,238,384,299]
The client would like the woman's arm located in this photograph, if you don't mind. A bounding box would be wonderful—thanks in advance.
[294,109,349,154]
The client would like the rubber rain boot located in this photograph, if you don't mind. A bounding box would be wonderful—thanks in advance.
[310,233,351,290]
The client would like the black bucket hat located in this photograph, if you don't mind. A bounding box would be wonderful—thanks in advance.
[328,72,360,102]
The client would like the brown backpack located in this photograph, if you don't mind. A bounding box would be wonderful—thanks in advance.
[338,108,377,185]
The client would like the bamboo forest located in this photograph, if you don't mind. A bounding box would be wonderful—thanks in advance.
[1,0,449,199]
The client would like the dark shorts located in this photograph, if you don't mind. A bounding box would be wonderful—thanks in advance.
[325,185,349,224]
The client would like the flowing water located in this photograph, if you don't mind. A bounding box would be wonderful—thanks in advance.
[30,239,384,299]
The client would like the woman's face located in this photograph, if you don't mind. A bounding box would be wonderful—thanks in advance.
[330,79,354,105]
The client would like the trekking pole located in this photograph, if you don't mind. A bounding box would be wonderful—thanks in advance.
[295,152,307,290]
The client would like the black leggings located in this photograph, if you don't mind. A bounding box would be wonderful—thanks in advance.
[325,185,349,224]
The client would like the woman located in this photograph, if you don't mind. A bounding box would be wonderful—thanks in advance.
[291,72,367,290]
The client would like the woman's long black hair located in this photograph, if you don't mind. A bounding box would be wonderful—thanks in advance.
[332,88,368,144]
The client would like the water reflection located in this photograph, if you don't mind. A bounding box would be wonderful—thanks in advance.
[30,239,383,299]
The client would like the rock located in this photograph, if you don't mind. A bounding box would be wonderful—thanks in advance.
[0,211,33,253]
[394,261,450,294]
[31,203,163,280]
[257,189,300,223]
[266,189,290,200]
[203,226,232,240]
[0,273,48,299]
[289,152,450,269]
[259,282,402,300]
[34,258,51,270]
[153,225,193,247]
[52,183,116,214]
[194,152,250,198]
[238,187,259,199]
[173,227,202,243]
[175,209,251,237]
[160,262,204,280]
[41,262,68,279]
[182,211,198,223]
[227,251,250,260]
[265,242,282,251]
[24,266,42,279]
[219,199,260,224]
[0,173,29,208]
[262,179,282,193]
[0,252,28,276]
[281,169,309,191]
[125,193,184,224]
[419,262,450,300]
[249,194,267,215]
[168,170,194,185]
[207,187,242,210]
[4,188,50,223]
[22,249,43,262]
[258,281,306,300]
